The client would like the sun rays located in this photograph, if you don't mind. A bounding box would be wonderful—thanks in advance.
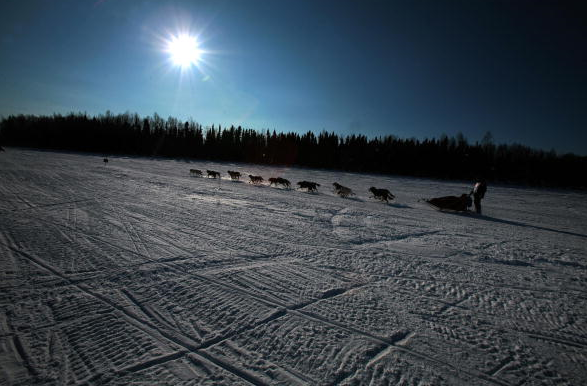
[167,33,202,68]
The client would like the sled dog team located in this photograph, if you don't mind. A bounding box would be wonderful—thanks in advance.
[189,168,488,212]
[189,168,398,203]
[108,159,485,212]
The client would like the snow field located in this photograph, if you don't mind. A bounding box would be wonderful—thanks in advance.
[1,148,586,385]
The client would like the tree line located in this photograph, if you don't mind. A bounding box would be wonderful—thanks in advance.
[1,112,585,188]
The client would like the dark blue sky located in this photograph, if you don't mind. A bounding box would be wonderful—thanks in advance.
[1,1,585,154]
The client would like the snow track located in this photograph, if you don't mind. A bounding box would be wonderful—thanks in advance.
[1,148,586,385]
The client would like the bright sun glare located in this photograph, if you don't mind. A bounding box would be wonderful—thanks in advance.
[167,34,201,68]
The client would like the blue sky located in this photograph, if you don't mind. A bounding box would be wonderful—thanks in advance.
[1,0,585,154]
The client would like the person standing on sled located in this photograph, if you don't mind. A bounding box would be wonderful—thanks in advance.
[471,179,487,214]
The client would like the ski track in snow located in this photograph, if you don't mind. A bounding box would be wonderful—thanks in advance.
[1,148,586,385]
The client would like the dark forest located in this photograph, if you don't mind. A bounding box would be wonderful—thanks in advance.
[1,112,585,188]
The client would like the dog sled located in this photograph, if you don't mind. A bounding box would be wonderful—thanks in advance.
[424,194,472,213]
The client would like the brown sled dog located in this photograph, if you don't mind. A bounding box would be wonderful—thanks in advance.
[369,187,395,202]
[333,182,355,198]
[248,175,264,184]
[206,170,221,179]
[227,171,241,180]
[297,181,320,192]
[269,177,291,188]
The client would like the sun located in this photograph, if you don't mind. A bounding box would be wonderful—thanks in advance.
[167,34,202,68]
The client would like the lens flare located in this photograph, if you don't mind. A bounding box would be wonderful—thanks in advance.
[167,34,201,68]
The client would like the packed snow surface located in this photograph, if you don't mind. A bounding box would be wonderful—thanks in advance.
[1,148,586,385]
